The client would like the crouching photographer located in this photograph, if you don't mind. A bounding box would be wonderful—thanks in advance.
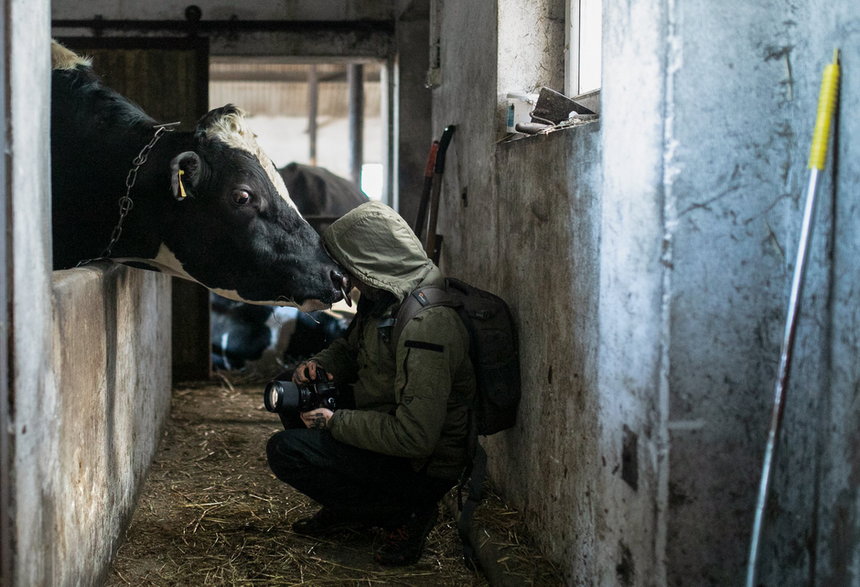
[265,202,475,567]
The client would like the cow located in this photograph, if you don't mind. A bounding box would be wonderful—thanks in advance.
[210,300,353,371]
[210,295,278,370]
[50,40,347,311]
[210,163,369,371]
[279,162,369,233]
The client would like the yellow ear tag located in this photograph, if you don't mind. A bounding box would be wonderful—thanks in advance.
[178,169,188,199]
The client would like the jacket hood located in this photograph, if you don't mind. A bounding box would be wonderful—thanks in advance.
[323,201,440,301]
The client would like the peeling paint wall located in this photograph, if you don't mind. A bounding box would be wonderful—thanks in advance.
[654,1,859,584]
[492,127,603,581]
[430,1,605,584]
[433,0,860,585]
[597,0,668,582]
[658,1,807,583]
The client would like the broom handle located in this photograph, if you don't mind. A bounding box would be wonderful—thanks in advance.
[746,49,840,587]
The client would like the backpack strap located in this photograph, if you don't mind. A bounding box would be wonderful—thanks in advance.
[390,284,456,349]
[453,406,484,570]
[457,439,486,570]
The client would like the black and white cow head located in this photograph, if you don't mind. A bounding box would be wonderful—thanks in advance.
[145,106,347,311]
[50,40,349,311]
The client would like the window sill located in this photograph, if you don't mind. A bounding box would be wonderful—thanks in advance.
[500,89,600,144]
[500,115,599,144]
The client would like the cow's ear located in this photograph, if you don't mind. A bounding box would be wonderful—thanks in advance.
[170,151,202,201]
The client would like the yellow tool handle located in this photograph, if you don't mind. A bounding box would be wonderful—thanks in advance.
[808,49,841,170]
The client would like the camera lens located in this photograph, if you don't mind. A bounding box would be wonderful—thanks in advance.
[264,381,283,412]
[263,380,303,413]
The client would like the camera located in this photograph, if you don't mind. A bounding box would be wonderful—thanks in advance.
[263,368,338,415]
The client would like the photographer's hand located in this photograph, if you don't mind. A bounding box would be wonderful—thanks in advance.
[293,360,327,384]
[300,408,334,430]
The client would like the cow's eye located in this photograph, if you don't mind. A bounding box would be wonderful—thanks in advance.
[231,189,251,207]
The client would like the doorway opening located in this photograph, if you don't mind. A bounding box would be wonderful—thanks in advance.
[209,58,384,199]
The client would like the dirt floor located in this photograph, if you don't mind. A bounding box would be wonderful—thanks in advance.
[106,373,563,586]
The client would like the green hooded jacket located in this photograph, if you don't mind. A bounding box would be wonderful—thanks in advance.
[313,201,475,480]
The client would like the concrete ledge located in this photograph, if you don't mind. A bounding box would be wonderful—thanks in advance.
[29,263,173,585]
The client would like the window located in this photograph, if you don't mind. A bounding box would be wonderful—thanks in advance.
[566,0,602,96]
[496,0,599,134]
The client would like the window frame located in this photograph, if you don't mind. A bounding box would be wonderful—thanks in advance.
[565,0,602,98]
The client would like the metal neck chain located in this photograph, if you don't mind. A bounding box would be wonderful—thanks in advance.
[76,121,181,267]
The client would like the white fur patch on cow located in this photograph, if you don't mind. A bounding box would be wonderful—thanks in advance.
[51,40,92,70]
[114,245,194,281]
[201,109,302,214]
[210,287,327,313]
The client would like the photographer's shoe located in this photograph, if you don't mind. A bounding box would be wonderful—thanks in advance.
[292,507,368,536]
[374,506,439,566]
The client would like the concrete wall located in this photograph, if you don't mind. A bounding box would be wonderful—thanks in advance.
[429,2,606,583]
[7,2,174,585]
[492,126,603,580]
[602,1,860,584]
[46,266,172,586]
[15,261,189,587]
[431,0,860,585]
[392,0,432,221]
[597,0,667,581]
[9,0,58,582]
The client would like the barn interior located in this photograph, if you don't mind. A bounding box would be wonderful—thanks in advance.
[2,1,859,585]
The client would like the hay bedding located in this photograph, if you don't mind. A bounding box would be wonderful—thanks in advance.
[106,373,562,586]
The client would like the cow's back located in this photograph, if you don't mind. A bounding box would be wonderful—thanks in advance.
[50,61,156,268]
[52,64,155,173]
[280,162,368,232]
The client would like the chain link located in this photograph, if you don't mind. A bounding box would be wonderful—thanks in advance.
[76,122,180,267]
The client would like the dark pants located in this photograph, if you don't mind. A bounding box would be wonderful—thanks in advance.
[266,427,454,528]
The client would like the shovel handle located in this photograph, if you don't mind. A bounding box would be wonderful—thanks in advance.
[414,141,439,240]
[434,125,456,174]
[425,126,456,261]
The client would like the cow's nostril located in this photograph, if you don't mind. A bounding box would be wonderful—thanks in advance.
[330,268,345,288]
[331,269,352,307]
